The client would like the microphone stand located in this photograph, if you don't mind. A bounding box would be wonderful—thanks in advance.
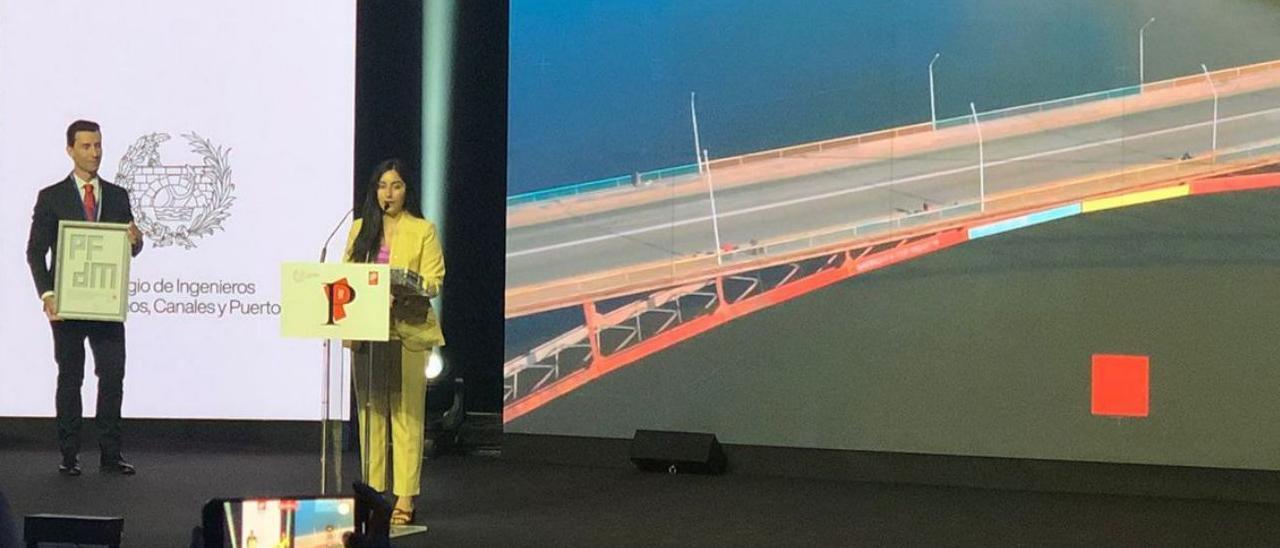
[319,208,354,262]
[319,208,351,494]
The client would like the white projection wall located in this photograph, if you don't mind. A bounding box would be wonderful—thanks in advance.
[0,2,356,419]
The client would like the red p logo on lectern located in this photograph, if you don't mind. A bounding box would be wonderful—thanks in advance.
[323,277,357,324]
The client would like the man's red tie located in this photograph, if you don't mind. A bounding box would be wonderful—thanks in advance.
[83,184,97,221]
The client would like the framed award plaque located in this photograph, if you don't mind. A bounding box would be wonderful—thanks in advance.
[53,220,132,322]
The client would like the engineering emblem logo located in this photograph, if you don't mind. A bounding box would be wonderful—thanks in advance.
[117,132,235,249]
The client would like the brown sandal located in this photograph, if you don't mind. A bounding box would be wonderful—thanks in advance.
[391,506,416,526]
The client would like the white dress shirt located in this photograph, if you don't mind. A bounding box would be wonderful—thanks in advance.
[72,171,102,221]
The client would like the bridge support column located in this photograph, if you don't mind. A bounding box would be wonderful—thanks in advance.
[583,301,603,362]
[713,276,728,314]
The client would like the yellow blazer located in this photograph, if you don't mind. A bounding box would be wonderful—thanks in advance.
[344,214,446,350]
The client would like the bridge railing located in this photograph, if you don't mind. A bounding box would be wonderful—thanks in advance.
[507,163,700,207]
[935,86,1140,129]
[1143,58,1280,94]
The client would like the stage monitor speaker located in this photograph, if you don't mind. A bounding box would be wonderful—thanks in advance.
[24,514,123,547]
[629,429,727,475]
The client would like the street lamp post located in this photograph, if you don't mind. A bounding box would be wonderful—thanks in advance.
[970,102,985,212]
[929,53,941,130]
[1200,63,1219,161]
[691,92,704,174]
[1139,17,1155,86]
[703,149,723,264]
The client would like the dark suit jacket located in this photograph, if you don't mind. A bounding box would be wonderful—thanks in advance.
[26,175,144,298]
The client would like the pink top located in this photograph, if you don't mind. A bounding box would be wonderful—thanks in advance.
[376,242,390,264]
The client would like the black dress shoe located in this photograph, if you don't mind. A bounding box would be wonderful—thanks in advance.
[100,458,136,475]
[59,458,82,476]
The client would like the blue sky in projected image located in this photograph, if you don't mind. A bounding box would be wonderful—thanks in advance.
[507,0,1280,195]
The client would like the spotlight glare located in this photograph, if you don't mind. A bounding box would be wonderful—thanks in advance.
[426,349,444,380]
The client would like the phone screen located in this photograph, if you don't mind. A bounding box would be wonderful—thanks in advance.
[205,496,355,548]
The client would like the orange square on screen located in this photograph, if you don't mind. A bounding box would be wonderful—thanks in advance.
[369,271,380,286]
[1091,354,1149,417]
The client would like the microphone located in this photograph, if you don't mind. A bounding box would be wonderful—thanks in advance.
[318,207,354,262]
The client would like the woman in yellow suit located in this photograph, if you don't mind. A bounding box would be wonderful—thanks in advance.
[343,158,445,526]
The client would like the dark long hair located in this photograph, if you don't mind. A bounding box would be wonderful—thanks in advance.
[350,158,422,262]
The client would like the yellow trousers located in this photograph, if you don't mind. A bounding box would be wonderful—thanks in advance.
[353,341,427,497]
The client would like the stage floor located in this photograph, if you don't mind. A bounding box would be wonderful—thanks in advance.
[2,446,1279,546]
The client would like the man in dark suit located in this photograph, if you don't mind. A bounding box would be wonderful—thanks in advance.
[26,119,144,476]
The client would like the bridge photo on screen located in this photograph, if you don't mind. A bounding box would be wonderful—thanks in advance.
[503,0,1280,470]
